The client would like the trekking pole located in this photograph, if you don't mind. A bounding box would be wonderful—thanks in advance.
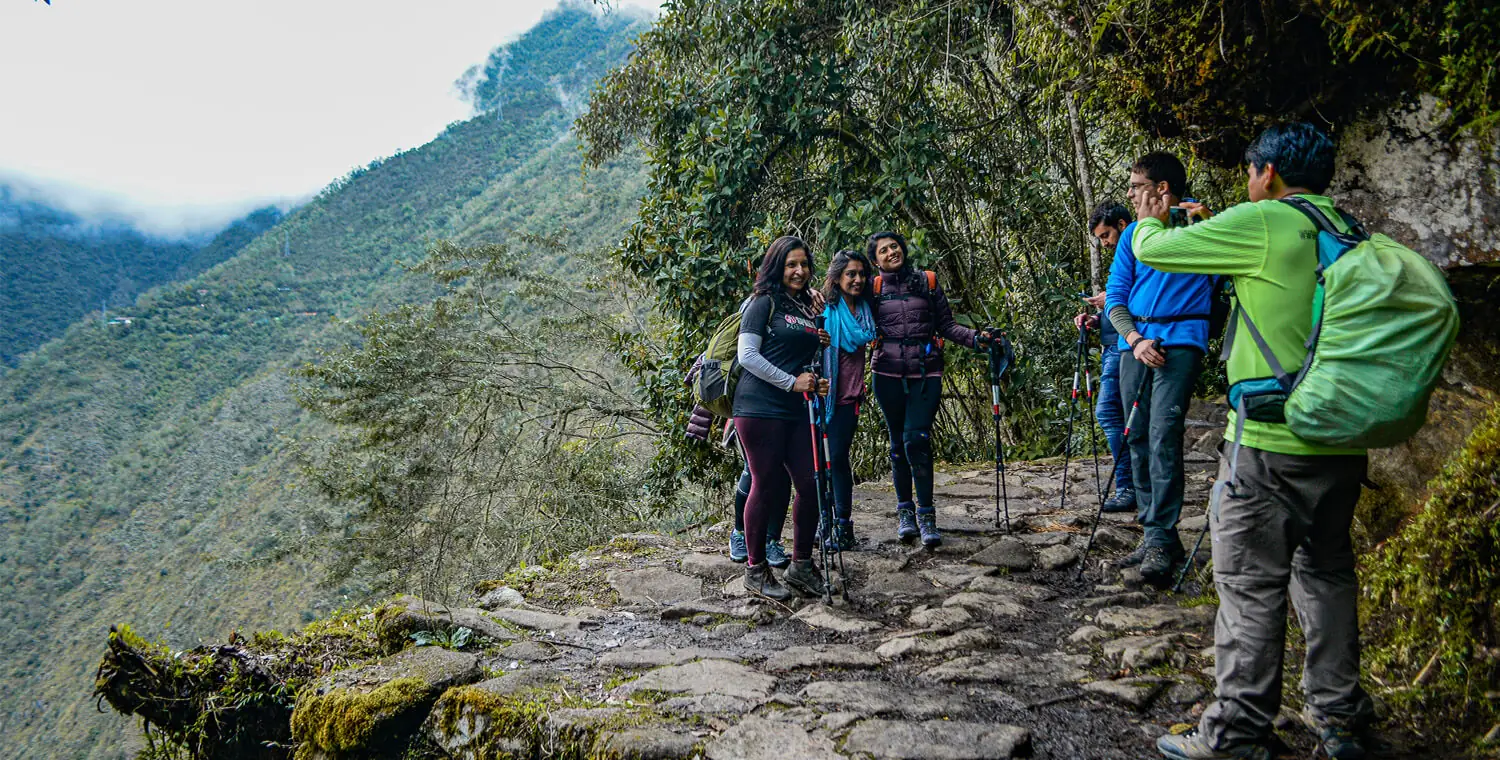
[1058,323,1088,512]
[802,358,834,605]
[982,332,1015,533]
[1172,522,1209,593]
[1075,339,1111,579]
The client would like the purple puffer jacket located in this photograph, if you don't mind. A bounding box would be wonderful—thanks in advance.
[870,268,977,378]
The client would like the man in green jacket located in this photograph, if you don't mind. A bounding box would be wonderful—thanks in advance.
[1133,123,1376,760]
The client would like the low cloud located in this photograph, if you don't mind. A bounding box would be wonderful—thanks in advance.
[0,170,299,241]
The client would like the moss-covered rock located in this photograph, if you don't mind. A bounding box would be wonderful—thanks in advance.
[1362,401,1500,748]
[290,646,481,759]
[374,595,520,654]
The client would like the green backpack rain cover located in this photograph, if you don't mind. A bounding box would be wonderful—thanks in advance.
[1232,198,1459,449]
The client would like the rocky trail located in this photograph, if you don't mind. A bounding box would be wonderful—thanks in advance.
[270,406,1290,760]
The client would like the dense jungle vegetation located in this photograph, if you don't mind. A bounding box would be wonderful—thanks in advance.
[0,5,650,757]
[0,195,283,366]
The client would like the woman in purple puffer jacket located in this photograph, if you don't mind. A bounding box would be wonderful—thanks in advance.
[867,231,996,547]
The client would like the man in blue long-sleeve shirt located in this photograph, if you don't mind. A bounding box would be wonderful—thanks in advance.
[1105,152,1214,583]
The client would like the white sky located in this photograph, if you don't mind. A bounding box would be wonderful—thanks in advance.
[0,0,654,233]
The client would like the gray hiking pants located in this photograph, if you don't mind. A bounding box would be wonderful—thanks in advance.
[1119,348,1203,550]
[1199,445,1375,749]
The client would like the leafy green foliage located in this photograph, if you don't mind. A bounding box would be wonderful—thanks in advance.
[410,626,472,650]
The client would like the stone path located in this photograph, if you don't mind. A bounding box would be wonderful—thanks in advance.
[287,406,1248,759]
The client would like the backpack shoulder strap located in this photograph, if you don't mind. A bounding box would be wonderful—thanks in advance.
[924,270,938,291]
[873,276,883,295]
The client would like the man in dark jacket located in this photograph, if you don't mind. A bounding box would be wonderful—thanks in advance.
[1106,152,1214,583]
[1080,202,1137,513]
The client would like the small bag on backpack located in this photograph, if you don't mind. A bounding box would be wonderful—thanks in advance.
[691,299,772,419]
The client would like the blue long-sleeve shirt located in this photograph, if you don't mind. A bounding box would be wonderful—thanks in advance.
[1105,221,1215,352]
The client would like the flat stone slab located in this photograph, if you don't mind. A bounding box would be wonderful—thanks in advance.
[908,605,973,630]
[706,716,841,760]
[921,653,1090,688]
[799,681,970,719]
[792,603,883,633]
[608,567,704,606]
[763,644,881,672]
[967,537,1034,570]
[1095,604,1216,632]
[615,659,775,701]
[967,575,1057,602]
[598,647,741,669]
[1038,544,1080,570]
[595,727,700,759]
[862,572,948,600]
[843,719,1032,759]
[376,597,520,651]
[878,627,998,659]
[485,607,591,632]
[1079,592,1152,610]
[917,563,994,589]
[1068,625,1110,644]
[1101,633,1186,670]
[680,552,745,582]
[942,592,1027,618]
[1082,677,1167,710]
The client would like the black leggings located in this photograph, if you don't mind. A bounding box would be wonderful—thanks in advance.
[734,416,818,565]
[827,402,859,520]
[872,374,942,507]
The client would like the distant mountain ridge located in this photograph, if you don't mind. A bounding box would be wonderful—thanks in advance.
[0,192,284,366]
[0,3,649,757]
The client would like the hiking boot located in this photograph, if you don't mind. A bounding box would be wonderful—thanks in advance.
[765,539,790,569]
[896,502,919,544]
[1102,487,1136,514]
[1317,725,1368,759]
[916,506,942,548]
[743,562,793,602]
[1156,728,1270,760]
[1117,541,1149,568]
[1140,545,1185,583]
[831,518,856,551]
[783,559,828,598]
[728,529,748,563]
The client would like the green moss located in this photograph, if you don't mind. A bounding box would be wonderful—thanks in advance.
[427,683,691,760]
[1361,402,1500,748]
[291,676,429,756]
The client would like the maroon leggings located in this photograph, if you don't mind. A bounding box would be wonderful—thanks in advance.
[733,416,818,565]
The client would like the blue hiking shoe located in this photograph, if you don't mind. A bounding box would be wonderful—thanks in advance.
[728,529,748,563]
[916,506,942,548]
[1156,728,1269,760]
[765,539,790,569]
[896,502,919,544]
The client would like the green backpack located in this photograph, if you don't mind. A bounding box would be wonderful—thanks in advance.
[692,300,771,418]
[1226,198,1459,450]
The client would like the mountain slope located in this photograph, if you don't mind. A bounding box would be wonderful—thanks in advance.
[0,4,649,757]
[0,196,286,367]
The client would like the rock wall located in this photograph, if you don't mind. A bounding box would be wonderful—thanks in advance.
[1332,99,1500,541]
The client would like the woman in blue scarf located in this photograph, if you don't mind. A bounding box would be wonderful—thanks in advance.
[820,250,877,550]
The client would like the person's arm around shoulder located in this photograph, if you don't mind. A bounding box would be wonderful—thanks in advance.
[1131,201,1270,277]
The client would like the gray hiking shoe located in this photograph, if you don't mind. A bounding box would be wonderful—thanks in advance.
[1157,728,1269,760]
[728,529,748,563]
[783,559,828,598]
[1102,487,1136,513]
[1140,545,1183,583]
[896,502,919,544]
[916,506,942,548]
[743,562,792,602]
[765,539,790,569]
[1117,541,1149,568]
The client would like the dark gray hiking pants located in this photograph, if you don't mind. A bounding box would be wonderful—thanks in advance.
[1119,348,1203,550]
[1199,445,1375,749]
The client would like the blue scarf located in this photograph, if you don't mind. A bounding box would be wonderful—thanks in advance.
[821,298,876,423]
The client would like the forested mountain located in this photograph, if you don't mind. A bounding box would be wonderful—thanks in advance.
[0,4,650,757]
[0,195,282,366]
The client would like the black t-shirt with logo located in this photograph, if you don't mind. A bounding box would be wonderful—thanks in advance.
[732,292,822,420]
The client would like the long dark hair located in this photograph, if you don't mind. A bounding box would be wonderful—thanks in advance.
[821,249,874,307]
[752,235,815,307]
[865,230,912,276]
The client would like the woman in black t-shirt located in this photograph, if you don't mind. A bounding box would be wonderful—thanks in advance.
[734,235,830,601]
